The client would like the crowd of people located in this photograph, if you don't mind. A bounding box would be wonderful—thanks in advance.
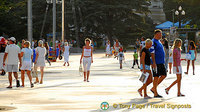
[0,36,72,88]
[0,29,198,100]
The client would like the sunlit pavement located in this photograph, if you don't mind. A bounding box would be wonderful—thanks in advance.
[0,51,199,112]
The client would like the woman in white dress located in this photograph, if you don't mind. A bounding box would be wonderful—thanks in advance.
[105,40,111,57]
[63,42,70,66]
[80,38,93,82]
[34,40,46,84]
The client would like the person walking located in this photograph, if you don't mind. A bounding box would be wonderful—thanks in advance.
[20,41,34,88]
[132,50,140,69]
[138,39,153,99]
[44,42,51,66]
[3,37,21,88]
[165,39,185,97]
[149,29,167,98]
[184,41,197,75]
[118,47,125,69]
[0,37,7,75]
[162,38,169,72]
[63,42,70,66]
[105,40,111,57]
[80,38,93,82]
[34,40,46,84]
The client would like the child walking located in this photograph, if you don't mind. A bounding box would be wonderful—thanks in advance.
[165,39,185,97]
[132,50,140,69]
[63,42,70,66]
[118,47,124,69]
[137,39,153,99]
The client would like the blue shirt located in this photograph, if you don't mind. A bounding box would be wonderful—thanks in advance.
[21,48,33,62]
[149,38,165,64]
[32,49,36,62]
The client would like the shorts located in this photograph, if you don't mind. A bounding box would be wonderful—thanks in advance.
[7,65,18,72]
[21,61,32,71]
[173,66,182,74]
[153,64,167,77]
[140,64,150,70]
[169,57,173,63]
[83,57,91,72]
[119,60,122,64]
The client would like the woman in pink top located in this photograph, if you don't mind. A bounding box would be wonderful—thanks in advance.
[165,39,185,97]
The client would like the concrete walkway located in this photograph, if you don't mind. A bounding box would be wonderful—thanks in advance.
[0,52,199,112]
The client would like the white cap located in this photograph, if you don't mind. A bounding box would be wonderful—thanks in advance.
[9,37,16,42]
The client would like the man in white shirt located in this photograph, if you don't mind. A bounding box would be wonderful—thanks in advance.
[3,37,22,88]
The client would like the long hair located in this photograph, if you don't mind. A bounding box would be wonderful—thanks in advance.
[44,42,49,50]
[172,38,182,50]
[163,38,169,49]
[189,41,196,49]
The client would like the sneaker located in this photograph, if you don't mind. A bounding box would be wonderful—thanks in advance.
[16,80,20,87]
[132,66,134,68]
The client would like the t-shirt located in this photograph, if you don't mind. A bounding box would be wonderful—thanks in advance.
[173,48,181,66]
[118,52,124,61]
[5,44,21,65]
[141,48,151,65]
[149,38,165,64]
[133,53,138,59]
[36,47,46,58]
[21,48,33,62]
[140,41,145,49]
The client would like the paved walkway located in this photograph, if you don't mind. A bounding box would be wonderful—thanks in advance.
[0,52,199,112]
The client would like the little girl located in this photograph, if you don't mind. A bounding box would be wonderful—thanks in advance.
[165,39,185,97]
[168,46,173,74]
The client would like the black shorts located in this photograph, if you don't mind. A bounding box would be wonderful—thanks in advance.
[153,64,167,77]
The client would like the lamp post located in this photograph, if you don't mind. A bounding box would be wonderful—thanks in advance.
[27,0,32,44]
[175,6,185,28]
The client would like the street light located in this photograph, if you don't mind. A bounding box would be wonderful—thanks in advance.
[46,0,62,50]
[175,6,185,28]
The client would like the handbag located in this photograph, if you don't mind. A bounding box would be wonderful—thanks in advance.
[139,72,149,84]
[79,64,83,76]
[32,69,38,78]
[185,53,191,60]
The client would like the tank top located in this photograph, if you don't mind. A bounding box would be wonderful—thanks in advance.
[84,48,91,57]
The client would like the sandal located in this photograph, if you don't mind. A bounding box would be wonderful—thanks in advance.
[178,94,185,97]
[150,89,154,94]
[34,81,39,84]
[31,83,34,88]
[138,90,143,97]
[144,96,152,99]
[165,89,169,95]
[6,86,12,89]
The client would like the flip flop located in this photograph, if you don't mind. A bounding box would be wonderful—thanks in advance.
[138,90,143,97]
[165,89,169,95]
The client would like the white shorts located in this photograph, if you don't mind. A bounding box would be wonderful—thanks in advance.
[173,66,182,74]
[21,61,32,71]
[83,57,91,72]
[169,57,173,63]
[7,65,18,72]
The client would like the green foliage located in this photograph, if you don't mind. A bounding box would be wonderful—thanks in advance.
[163,0,200,28]
[0,0,154,46]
